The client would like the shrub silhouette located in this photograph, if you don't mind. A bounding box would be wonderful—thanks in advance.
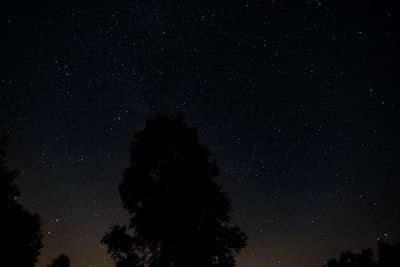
[377,241,400,266]
[102,114,247,267]
[0,137,43,266]
[316,241,400,267]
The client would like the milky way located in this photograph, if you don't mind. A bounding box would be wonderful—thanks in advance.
[1,1,399,267]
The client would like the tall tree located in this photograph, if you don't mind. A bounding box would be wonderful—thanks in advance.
[102,114,247,267]
[0,136,43,266]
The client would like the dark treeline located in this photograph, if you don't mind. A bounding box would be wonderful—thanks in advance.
[316,241,400,267]
[2,115,399,267]
[1,114,247,267]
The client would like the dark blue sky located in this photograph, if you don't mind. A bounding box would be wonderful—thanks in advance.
[1,1,399,267]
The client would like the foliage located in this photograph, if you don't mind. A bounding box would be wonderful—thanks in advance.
[102,114,247,267]
[316,241,400,267]
[0,136,43,266]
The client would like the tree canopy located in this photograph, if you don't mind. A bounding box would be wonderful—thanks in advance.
[102,114,247,267]
[0,137,43,266]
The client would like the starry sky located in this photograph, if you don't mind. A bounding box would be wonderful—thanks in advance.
[1,1,399,267]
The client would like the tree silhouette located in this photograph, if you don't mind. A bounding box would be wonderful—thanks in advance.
[316,241,400,267]
[47,254,70,267]
[102,114,247,267]
[377,241,400,266]
[324,249,374,267]
[0,136,43,266]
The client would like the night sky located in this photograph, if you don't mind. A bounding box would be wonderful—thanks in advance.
[1,1,399,267]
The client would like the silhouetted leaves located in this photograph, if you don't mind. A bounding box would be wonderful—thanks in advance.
[47,254,70,267]
[316,241,400,267]
[0,136,43,266]
[377,241,400,266]
[0,136,20,207]
[102,114,247,267]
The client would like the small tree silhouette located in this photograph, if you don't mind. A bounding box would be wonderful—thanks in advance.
[102,114,247,267]
[377,241,400,266]
[316,241,400,267]
[47,254,70,267]
[0,136,43,266]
